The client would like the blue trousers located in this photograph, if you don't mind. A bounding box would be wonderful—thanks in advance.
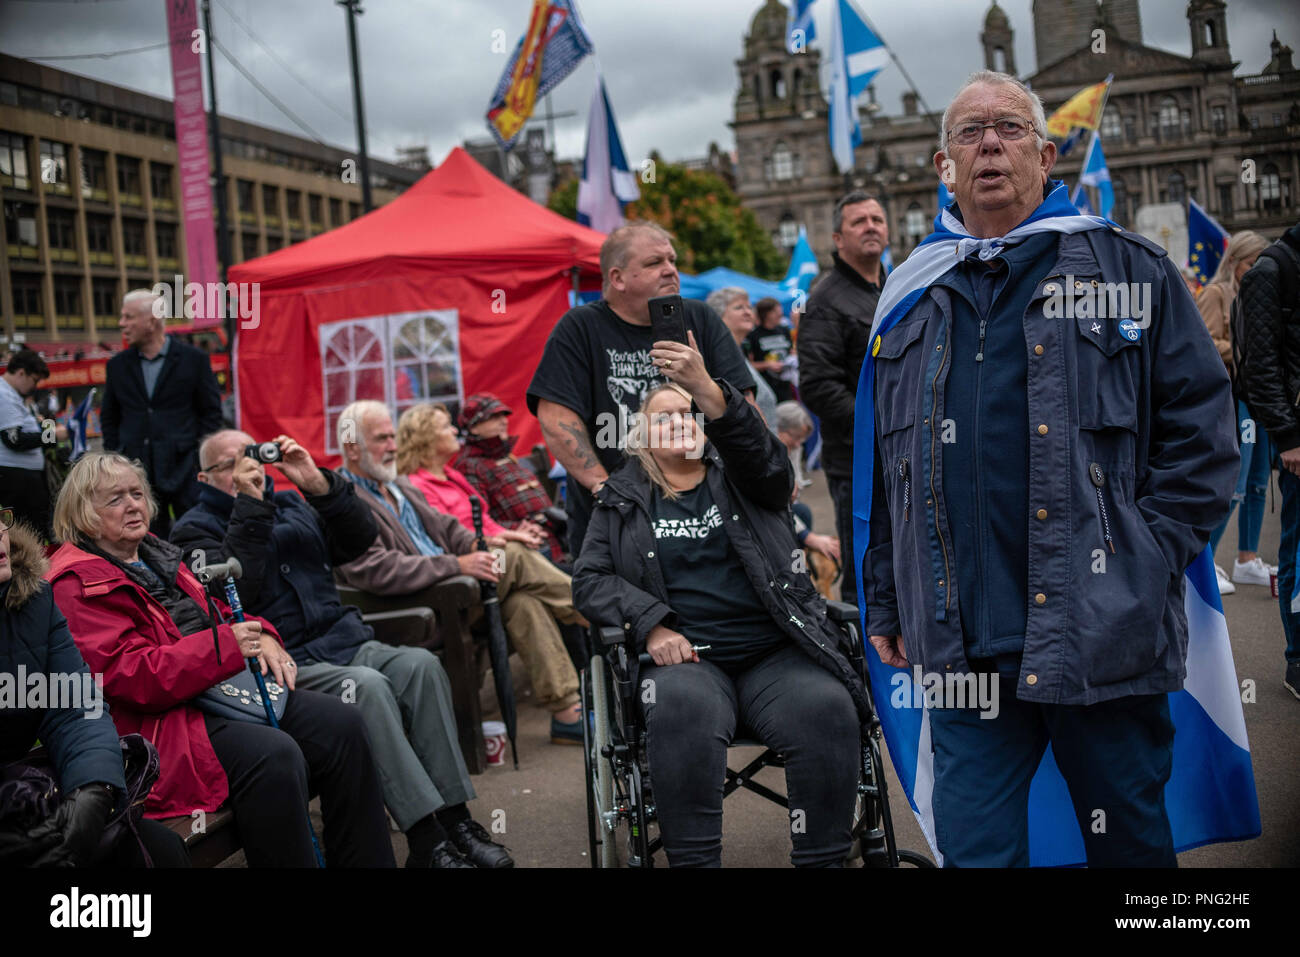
[929,673,1176,867]
[1209,400,1272,556]
[1275,468,1300,665]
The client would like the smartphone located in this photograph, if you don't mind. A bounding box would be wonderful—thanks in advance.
[648,294,689,345]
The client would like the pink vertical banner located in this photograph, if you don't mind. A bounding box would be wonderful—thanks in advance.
[166,0,220,318]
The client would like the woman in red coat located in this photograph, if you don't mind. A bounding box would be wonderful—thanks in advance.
[47,452,394,867]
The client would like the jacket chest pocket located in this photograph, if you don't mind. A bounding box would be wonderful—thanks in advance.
[873,320,927,439]
[1074,312,1142,464]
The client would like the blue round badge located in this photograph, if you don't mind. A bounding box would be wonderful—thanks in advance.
[1119,319,1142,342]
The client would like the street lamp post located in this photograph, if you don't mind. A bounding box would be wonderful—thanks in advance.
[338,0,373,213]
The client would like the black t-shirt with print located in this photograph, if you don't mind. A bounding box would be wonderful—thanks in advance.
[744,324,795,400]
[526,297,753,552]
[650,479,787,672]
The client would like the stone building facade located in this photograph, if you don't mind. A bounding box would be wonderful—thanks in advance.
[732,0,1300,269]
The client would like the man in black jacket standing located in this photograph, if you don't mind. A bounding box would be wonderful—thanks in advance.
[171,429,513,868]
[102,289,222,536]
[797,191,888,603]
[1238,220,1300,699]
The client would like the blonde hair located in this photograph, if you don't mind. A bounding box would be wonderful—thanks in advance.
[1206,230,1270,298]
[53,452,157,543]
[396,402,450,476]
[625,383,698,502]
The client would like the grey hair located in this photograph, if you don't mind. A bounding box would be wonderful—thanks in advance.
[122,288,164,323]
[600,221,675,280]
[774,400,812,437]
[337,399,391,450]
[705,286,748,318]
[939,70,1048,152]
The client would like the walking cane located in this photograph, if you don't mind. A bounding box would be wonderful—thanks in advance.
[198,557,327,868]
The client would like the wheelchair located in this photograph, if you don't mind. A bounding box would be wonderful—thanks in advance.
[581,599,935,868]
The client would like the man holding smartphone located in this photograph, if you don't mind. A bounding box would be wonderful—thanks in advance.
[529,221,754,557]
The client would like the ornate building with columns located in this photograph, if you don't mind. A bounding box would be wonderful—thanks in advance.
[731,0,1299,270]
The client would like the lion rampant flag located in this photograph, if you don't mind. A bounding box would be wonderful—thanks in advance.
[1045,76,1111,138]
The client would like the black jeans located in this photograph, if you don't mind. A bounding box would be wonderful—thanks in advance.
[828,475,856,605]
[107,818,192,868]
[640,644,860,867]
[203,689,395,867]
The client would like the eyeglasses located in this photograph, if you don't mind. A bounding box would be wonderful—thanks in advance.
[947,116,1036,146]
[0,507,13,530]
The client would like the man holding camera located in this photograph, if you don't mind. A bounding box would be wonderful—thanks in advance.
[171,430,513,868]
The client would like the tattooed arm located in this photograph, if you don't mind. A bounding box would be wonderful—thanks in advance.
[537,399,610,493]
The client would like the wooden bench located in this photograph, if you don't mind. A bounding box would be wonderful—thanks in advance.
[160,807,241,868]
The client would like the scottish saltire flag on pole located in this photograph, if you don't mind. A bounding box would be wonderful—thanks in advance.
[1079,130,1114,220]
[1187,198,1231,287]
[67,388,95,462]
[828,0,888,174]
[787,0,817,53]
[782,226,820,295]
[486,0,594,150]
[1070,180,1095,216]
[576,72,639,235]
[851,181,1261,865]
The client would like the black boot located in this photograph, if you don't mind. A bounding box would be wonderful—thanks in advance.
[447,819,514,869]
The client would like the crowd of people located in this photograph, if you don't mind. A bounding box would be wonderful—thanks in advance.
[0,66,1294,870]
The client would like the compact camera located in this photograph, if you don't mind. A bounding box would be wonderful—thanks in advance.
[244,442,283,464]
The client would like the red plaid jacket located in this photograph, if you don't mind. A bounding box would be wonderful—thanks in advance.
[455,435,564,562]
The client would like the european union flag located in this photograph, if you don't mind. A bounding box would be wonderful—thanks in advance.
[1188,198,1230,287]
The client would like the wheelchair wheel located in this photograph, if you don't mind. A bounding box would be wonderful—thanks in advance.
[582,655,620,868]
[847,735,935,867]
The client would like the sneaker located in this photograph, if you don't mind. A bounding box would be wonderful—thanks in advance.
[448,819,515,868]
[550,713,583,745]
[1232,557,1274,586]
[1215,564,1236,596]
[428,839,476,868]
[1286,661,1300,701]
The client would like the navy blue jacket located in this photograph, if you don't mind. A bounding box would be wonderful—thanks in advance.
[170,469,379,666]
[865,226,1237,705]
[0,523,124,793]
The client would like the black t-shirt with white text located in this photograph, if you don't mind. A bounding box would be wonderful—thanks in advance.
[526,298,754,553]
[744,324,795,401]
[650,479,788,672]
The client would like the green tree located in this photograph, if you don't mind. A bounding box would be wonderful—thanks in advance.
[548,153,786,280]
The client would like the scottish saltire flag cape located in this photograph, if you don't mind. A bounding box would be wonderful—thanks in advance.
[1079,130,1115,219]
[782,226,820,296]
[486,0,594,150]
[937,180,956,221]
[67,387,95,462]
[576,72,639,234]
[828,0,888,173]
[787,0,817,53]
[851,182,1261,865]
[1187,198,1231,287]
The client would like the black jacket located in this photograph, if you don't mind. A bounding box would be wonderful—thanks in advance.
[0,522,125,793]
[796,253,882,479]
[101,338,223,497]
[170,469,380,666]
[1239,223,1300,452]
[571,379,872,727]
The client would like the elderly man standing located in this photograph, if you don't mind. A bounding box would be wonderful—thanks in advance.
[334,400,588,745]
[101,289,222,536]
[171,429,511,868]
[528,221,753,556]
[798,191,889,604]
[859,71,1236,866]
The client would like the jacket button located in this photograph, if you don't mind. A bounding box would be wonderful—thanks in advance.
[936,344,943,352]
[938,579,945,587]
[1036,508,1047,520]
[1026,674,1039,685]
[647,551,654,558]
[926,498,932,506]
[1034,592,1046,604]
[1045,284,1057,295]
[1033,344,1044,356]
[1037,424,1048,435]
[280,564,290,574]
[624,623,631,630]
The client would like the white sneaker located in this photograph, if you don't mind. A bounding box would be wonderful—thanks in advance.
[1232,557,1274,586]
[1216,564,1236,595]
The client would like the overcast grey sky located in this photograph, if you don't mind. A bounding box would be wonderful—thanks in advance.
[2,0,1296,168]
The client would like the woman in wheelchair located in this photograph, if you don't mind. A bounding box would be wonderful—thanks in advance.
[572,332,874,867]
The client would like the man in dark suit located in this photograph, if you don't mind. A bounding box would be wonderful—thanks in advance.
[101,288,223,535]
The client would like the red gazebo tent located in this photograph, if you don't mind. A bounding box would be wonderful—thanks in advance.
[228,146,604,465]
